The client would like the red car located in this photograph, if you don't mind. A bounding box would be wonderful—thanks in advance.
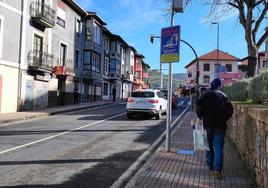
[161,90,177,108]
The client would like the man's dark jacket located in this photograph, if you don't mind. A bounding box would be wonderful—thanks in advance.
[196,89,233,130]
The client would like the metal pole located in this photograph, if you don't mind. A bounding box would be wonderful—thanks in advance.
[166,0,174,152]
[217,23,219,65]
[160,64,163,89]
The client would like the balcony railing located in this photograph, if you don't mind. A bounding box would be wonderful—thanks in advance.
[30,2,56,28]
[83,70,102,80]
[55,58,75,76]
[84,39,102,54]
[28,50,54,71]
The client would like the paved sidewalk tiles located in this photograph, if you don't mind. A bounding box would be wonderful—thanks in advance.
[126,111,253,188]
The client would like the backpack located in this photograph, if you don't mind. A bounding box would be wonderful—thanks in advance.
[215,91,233,122]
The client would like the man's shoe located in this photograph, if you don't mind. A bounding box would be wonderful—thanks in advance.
[207,164,213,170]
[214,171,223,180]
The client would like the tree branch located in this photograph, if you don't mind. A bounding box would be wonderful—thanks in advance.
[228,2,239,8]
[254,0,265,7]
[253,2,268,36]
[256,28,268,47]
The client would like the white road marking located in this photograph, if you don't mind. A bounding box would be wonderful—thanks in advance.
[0,112,126,155]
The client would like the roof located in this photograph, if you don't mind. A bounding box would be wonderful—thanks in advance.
[86,11,107,25]
[62,0,87,16]
[110,34,128,46]
[135,52,145,58]
[185,49,240,68]
[142,62,151,68]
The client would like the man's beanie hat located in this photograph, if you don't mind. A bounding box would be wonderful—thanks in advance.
[211,78,221,90]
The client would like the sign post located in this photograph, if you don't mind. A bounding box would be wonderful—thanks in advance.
[160,24,180,152]
[160,26,181,63]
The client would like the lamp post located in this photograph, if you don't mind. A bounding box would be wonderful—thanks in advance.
[212,22,220,71]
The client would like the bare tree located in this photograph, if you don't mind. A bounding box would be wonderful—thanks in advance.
[163,0,268,77]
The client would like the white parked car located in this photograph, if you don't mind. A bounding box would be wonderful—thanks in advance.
[126,89,168,119]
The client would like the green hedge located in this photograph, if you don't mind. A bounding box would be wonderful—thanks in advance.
[222,72,268,104]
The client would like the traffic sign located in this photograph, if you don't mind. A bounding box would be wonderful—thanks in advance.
[160,25,180,63]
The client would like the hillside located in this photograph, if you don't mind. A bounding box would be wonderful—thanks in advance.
[148,70,187,89]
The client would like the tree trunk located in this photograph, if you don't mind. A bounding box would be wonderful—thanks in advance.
[246,45,258,77]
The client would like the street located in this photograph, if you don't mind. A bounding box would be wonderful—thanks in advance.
[0,102,188,188]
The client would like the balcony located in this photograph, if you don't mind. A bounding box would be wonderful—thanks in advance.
[122,72,130,81]
[83,70,102,80]
[109,72,121,80]
[84,40,102,54]
[54,59,75,76]
[30,2,56,28]
[28,50,54,73]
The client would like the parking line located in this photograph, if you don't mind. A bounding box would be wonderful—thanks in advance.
[0,112,126,155]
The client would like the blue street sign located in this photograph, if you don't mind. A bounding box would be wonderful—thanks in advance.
[215,65,227,73]
[160,25,180,63]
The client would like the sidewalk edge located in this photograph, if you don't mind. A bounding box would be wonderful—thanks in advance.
[110,106,190,188]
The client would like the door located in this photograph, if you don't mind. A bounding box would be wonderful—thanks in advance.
[33,35,43,66]
[93,85,97,101]
[57,79,65,105]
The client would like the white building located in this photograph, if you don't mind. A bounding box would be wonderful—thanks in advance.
[185,49,240,87]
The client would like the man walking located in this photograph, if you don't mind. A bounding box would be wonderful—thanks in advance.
[112,86,117,102]
[73,89,79,104]
[196,78,233,179]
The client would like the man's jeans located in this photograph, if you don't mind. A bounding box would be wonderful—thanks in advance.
[206,129,226,172]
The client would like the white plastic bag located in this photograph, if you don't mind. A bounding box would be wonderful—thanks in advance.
[192,119,210,151]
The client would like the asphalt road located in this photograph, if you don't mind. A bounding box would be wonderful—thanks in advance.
[0,103,188,188]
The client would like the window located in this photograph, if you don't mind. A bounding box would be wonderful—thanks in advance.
[57,2,66,28]
[131,66,134,74]
[103,83,108,96]
[262,59,266,67]
[75,50,79,68]
[226,64,232,72]
[92,52,100,73]
[93,22,101,44]
[33,35,43,52]
[131,91,155,98]
[76,19,81,35]
[33,35,43,63]
[0,16,2,57]
[60,43,67,66]
[203,63,210,71]
[116,42,121,53]
[83,50,91,70]
[104,57,109,75]
[203,75,210,84]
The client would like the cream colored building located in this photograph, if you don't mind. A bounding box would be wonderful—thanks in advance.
[185,49,240,87]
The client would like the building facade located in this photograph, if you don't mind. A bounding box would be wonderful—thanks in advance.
[0,0,148,113]
[185,50,240,87]
[0,0,22,113]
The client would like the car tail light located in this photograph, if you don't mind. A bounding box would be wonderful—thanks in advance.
[128,98,134,103]
[148,99,159,103]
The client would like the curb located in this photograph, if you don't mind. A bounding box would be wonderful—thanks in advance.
[0,102,116,127]
[110,106,190,188]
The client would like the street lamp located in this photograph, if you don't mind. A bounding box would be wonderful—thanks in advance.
[212,22,220,67]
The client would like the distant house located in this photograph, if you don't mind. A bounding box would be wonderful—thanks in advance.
[240,51,268,76]
[185,49,241,87]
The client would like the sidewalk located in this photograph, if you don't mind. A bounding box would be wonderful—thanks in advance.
[125,111,254,188]
[0,100,116,127]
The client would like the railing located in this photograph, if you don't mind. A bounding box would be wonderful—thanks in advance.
[28,50,54,70]
[84,39,102,54]
[83,70,102,80]
[56,58,75,76]
[30,2,56,27]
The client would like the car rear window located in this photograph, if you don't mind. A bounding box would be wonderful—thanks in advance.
[131,91,155,98]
